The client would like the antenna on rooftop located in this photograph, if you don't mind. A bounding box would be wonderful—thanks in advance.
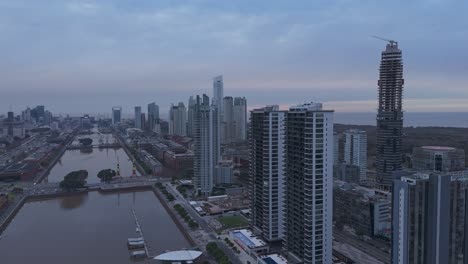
[372,35,398,46]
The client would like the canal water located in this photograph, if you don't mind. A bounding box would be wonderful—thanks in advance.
[44,128,140,183]
[44,148,139,183]
[0,190,190,264]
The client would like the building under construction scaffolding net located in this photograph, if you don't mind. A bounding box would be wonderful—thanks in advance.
[375,40,404,190]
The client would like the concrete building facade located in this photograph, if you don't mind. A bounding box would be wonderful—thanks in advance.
[250,105,286,242]
[392,171,468,264]
[284,102,334,264]
[193,94,220,195]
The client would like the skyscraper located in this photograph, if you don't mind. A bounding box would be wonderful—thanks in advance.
[112,106,122,125]
[222,96,234,143]
[169,102,187,136]
[212,75,224,111]
[250,105,286,242]
[193,95,220,195]
[284,102,334,264]
[187,96,196,137]
[233,97,247,141]
[134,106,142,129]
[147,102,159,132]
[376,40,404,190]
[392,171,468,264]
[344,129,368,183]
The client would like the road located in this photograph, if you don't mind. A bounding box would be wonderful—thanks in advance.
[333,230,390,264]
[164,183,243,264]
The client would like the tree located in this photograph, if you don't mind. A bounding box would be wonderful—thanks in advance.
[60,170,88,190]
[97,169,116,182]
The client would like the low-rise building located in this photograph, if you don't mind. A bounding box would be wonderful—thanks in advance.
[257,254,288,264]
[230,229,269,257]
[215,160,234,184]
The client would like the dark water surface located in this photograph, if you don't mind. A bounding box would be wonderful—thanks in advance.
[44,148,140,184]
[0,191,189,264]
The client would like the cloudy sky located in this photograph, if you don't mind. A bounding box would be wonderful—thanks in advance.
[0,0,467,116]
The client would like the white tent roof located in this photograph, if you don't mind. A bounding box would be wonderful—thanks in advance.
[154,250,202,261]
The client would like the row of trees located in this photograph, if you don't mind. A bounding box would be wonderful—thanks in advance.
[173,204,199,230]
[206,242,231,264]
[59,169,117,190]
[155,182,175,201]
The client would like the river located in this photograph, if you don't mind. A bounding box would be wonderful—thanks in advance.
[0,190,190,263]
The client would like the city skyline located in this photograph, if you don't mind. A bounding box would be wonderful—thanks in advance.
[1,1,468,113]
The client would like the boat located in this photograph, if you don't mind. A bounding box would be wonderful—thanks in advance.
[127,240,145,249]
[130,250,147,259]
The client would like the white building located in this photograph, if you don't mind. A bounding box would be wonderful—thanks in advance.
[344,129,367,183]
[169,102,187,136]
[134,106,142,129]
[284,102,334,264]
[250,105,286,242]
[215,160,234,185]
[233,97,247,141]
[193,94,220,195]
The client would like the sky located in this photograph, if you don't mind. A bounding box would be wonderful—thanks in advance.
[0,0,467,116]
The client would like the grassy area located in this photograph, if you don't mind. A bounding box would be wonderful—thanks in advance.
[218,215,248,229]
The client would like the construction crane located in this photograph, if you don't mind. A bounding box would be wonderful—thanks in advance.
[372,35,398,46]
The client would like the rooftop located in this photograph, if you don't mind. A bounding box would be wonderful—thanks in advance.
[259,254,288,264]
[421,146,456,151]
[231,229,267,248]
[154,250,202,261]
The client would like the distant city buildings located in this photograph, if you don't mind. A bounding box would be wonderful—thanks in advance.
[344,129,367,183]
[250,105,286,242]
[376,40,404,190]
[187,96,196,137]
[112,106,122,125]
[193,94,220,195]
[169,102,187,136]
[392,171,468,264]
[147,102,159,132]
[284,102,334,264]
[233,97,247,141]
[222,96,234,143]
[412,146,465,172]
[134,106,142,129]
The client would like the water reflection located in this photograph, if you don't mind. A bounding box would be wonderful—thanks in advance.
[60,193,89,210]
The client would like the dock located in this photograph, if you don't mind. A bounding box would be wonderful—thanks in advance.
[130,208,150,258]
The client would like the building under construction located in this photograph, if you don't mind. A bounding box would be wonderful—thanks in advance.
[375,38,404,190]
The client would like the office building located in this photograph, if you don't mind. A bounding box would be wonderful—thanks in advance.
[284,102,334,264]
[333,132,340,165]
[112,106,122,125]
[223,96,234,143]
[233,97,247,141]
[193,94,220,195]
[412,146,465,172]
[212,75,224,112]
[140,113,146,131]
[376,40,404,190]
[169,102,187,136]
[134,106,142,129]
[187,96,196,137]
[250,105,286,242]
[147,102,159,132]
[392,171,468,264]
[344,129,368,183]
